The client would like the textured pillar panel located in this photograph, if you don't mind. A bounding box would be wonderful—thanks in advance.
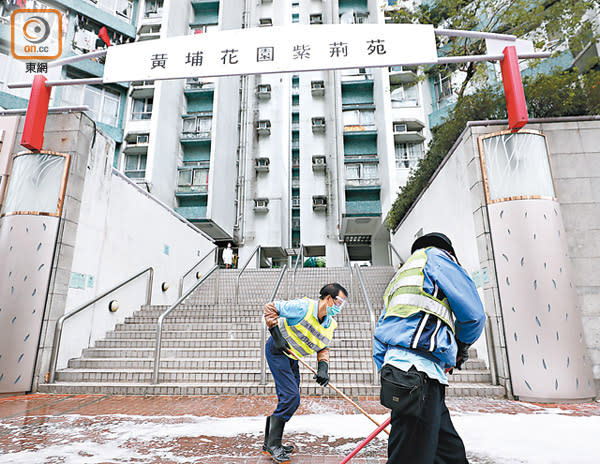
[0,215,59,393]
[488,199,595,401]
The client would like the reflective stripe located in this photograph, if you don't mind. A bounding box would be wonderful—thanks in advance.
[384,258,427,299]
[430,319,442,352]
[400,258,427,272]
[412,313,429,349]
[288,324,322,352]
[279,319,311,357]
[279,299,337,358]
[299,319,333,346]
[384,275,424,303]
[387,293,455,332]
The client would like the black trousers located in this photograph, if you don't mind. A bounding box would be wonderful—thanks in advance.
[387,376,468,464]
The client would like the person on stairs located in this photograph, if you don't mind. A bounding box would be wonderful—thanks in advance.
[263,283,349,463]
[374,233,486,464]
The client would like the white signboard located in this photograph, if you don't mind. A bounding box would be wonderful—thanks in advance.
[103,24,437,83]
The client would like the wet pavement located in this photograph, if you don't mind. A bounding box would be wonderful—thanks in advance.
[0,394,599,463]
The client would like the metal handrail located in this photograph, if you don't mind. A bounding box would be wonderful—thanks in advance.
[48,267,154,383]
[178,245,218,297]
[292,245,303,298]
[388,242,404,268]
[354,263,378,385]
[152,264,219,384]
[235,245,261,303]
[260,264,288,385]
[343,242,354,299]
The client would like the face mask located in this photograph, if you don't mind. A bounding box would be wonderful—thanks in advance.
[326,296,346,317]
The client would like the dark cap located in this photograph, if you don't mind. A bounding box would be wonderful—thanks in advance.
[411,232,455,256]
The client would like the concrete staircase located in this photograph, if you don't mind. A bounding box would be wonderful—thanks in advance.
[38,267,505,397]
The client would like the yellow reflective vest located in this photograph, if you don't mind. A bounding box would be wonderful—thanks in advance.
[383,248,455,333]
[278,298,338,358]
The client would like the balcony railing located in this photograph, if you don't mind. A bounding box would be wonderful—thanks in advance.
[177,183,208,193]
[346,177,381,187]
[181,131,212,140]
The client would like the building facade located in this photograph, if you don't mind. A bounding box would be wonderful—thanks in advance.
[0,0,439,267]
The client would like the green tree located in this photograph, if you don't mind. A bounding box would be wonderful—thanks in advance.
[388,0,600,98]
[385,68,600,231]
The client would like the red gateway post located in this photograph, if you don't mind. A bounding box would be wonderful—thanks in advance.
[501,45,529,130]
[20,74,52,151]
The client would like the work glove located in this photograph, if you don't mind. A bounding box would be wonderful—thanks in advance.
[455,340,471,370]
[269,326,291,355]
[313,360,329,386]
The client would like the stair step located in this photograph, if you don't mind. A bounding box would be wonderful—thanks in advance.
[38,382,506,398]
[105,329,372,339]
[94,338,374,348]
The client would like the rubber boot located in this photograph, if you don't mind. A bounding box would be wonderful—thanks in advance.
[263,416,295,455]
[265,415,291,463]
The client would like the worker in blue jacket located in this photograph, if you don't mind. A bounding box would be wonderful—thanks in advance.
[374,232,486,464]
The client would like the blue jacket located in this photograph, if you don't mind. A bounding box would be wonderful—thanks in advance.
[373,247,486,370]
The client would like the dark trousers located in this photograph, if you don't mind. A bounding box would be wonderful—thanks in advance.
[265,336,301,421]
[387,376,468,464]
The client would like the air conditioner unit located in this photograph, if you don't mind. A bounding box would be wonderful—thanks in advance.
[261,0,273,3]
[311,80,325,96]
[312,156,327,171]
[136,135,149,144]
[311,117,326,133]
[259,18,273,27]
[255,157,270,172]
[309,14,323,24]
[254,198,269,212]
[394,123,407,133]
[257,84,272,100]
[256,120,272,135]
[312,195,327,211]
[292,198,300,207]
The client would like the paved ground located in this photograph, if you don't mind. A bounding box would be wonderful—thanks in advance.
[0,394,599,463]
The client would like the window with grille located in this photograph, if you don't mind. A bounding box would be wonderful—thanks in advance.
[395,142,423,169]
[124,154,147,179]
[131,97,153,120]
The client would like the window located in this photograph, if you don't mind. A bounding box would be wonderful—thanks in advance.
[343,109,375,127]
[345,163,379,180]
[144,0,163,18]
[259,18,273,27]
[310,14,323,24]
[124,154,146,179]
[395,142,423,169]
[183,116,212,135]
[340,11,368,24]
[434,74,453,102]
[131,97,153,120]
[94,0,133,20]
[178,167,209,188]
[62,84,121,127]
[292,13,299,23]
[391,84,419,107]
[191,24,218,34]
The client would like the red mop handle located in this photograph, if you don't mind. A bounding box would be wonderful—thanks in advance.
[339,415,391,464]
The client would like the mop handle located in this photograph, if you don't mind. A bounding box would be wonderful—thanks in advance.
[288,350,390,435]
[339,415,391,464]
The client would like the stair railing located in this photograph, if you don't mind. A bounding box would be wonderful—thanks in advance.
[388,242,404,268]
[152,264,219,384]
[260,264,288,385]
[48,267,154,383]
[343,242,354,299]
[353,263,379,385]
[235,245,261,304]
[291,244,303,298]
[178,245,218,297]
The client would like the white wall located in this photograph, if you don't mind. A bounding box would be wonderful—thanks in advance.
[59,133,214,367]
[390,137,489,365]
